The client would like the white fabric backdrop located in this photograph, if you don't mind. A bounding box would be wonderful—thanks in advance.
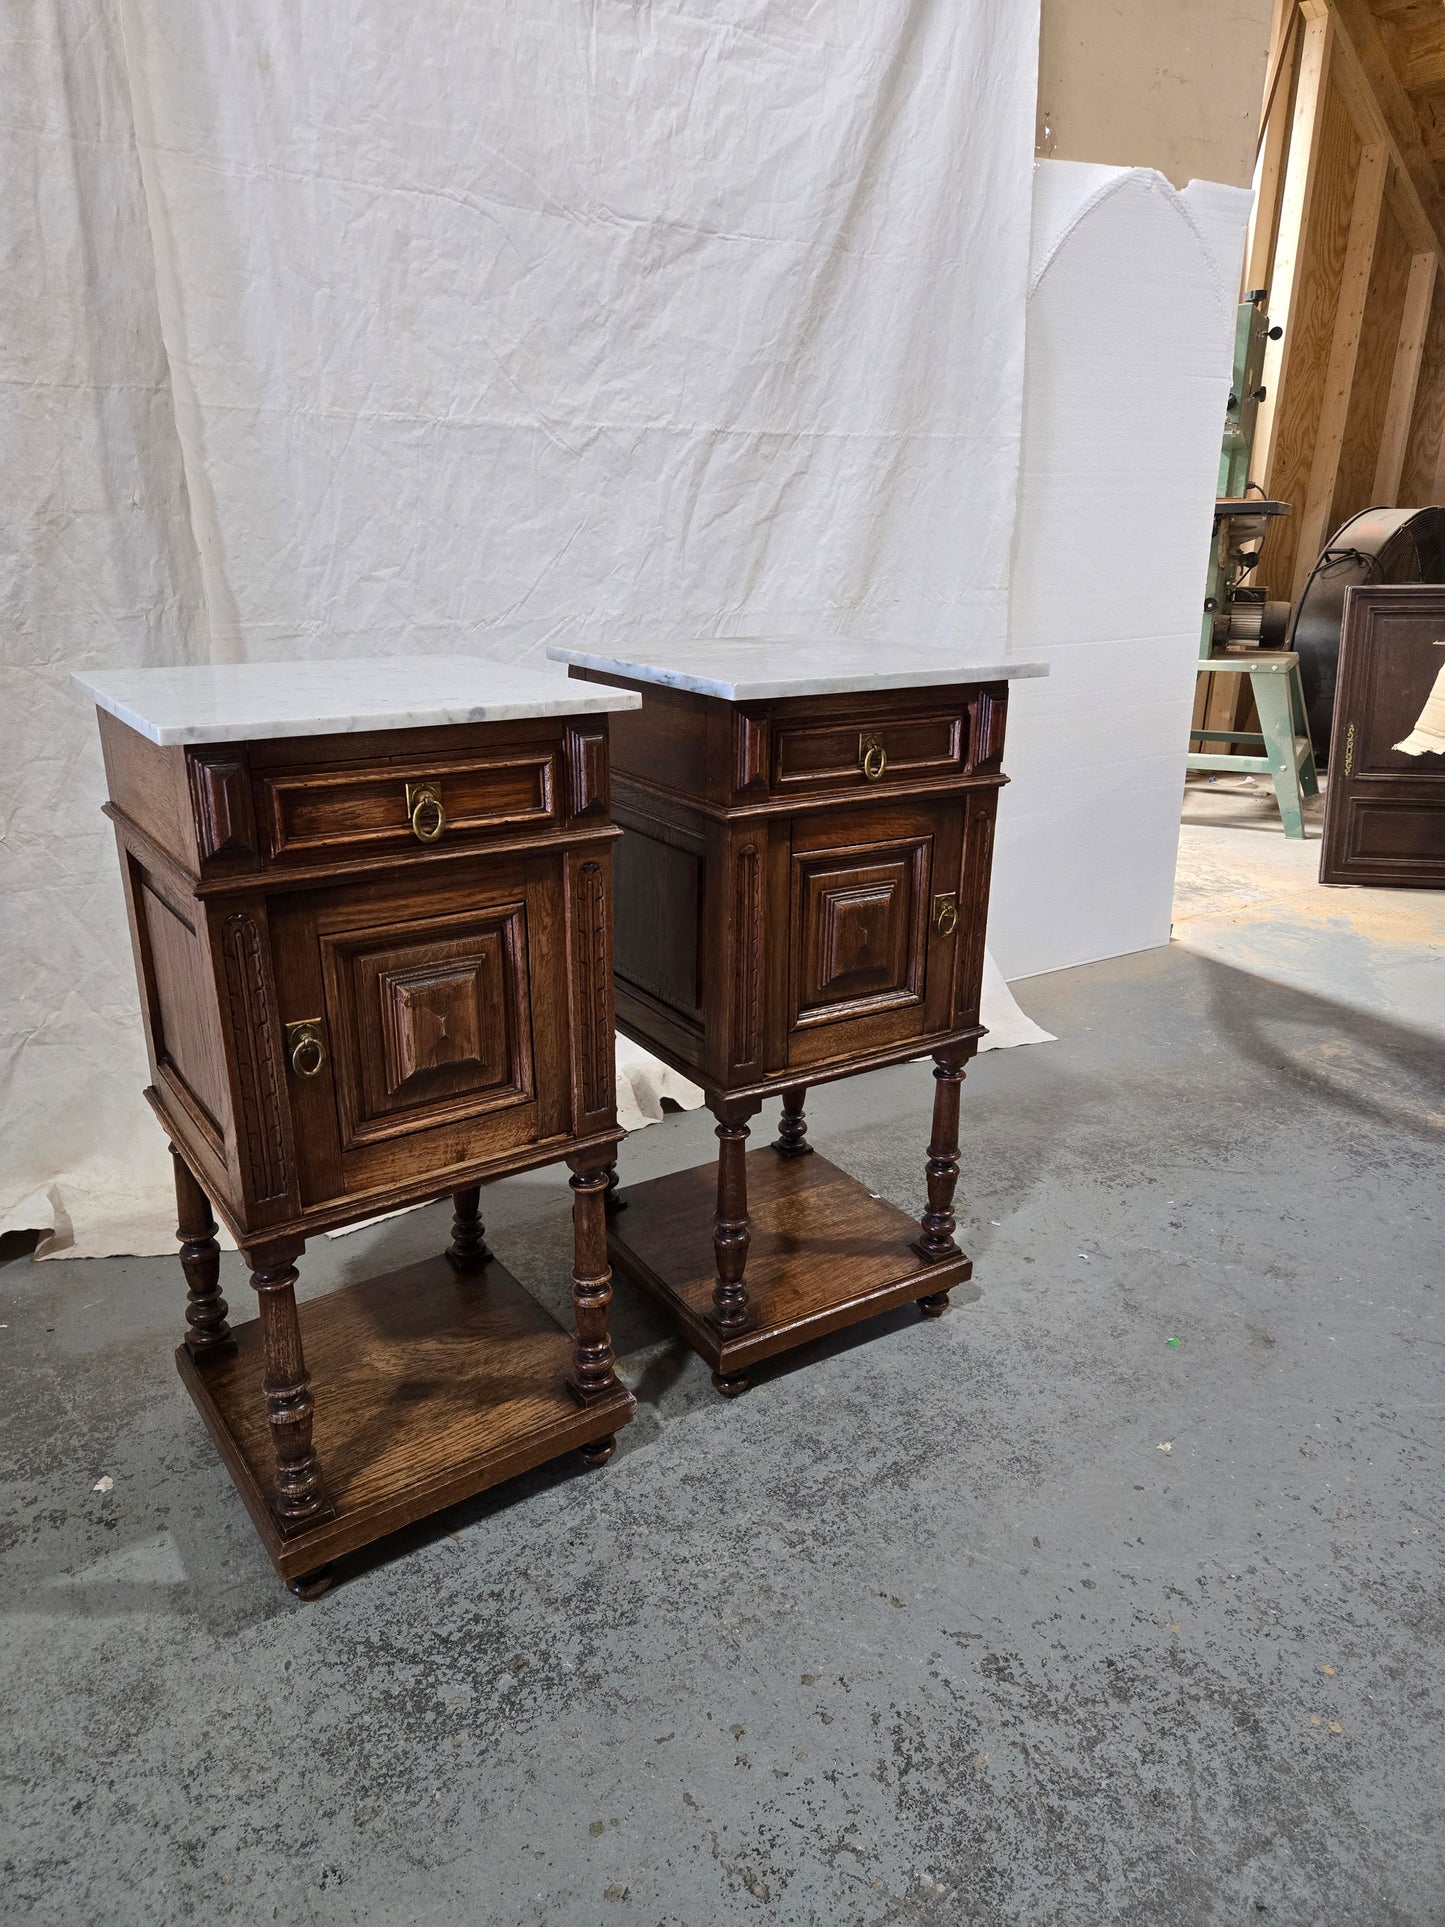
[2,0,1041,1257]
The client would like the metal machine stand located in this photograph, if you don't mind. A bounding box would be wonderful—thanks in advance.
[1186,294,1318,838]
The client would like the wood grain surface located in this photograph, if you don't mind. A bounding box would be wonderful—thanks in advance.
[178,1250,635,1581]
[607,1150,972,1379]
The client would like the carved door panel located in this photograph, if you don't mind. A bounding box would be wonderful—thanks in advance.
[783,802,963,1071]
[269,854,571,1209]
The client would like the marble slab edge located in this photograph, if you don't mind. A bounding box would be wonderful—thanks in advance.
[546,646,1050,702]
[71,671,641,747]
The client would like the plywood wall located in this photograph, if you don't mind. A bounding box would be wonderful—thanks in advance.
[1250,2,1444,600]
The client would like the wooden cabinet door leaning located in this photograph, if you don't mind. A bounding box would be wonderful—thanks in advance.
[546,639,1049,1397]
[73,657,641,1597]
[1319,585,1445,888]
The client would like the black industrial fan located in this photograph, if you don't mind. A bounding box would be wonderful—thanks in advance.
[1288,505,1445,761]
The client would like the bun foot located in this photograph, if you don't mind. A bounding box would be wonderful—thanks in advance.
[287,1566,335,1601]
[918,1292,950,1319]
[578,1434,617,1468]
[711,1370,750,1398]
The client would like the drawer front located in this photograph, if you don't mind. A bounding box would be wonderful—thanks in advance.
[262,751,556,862]
[770,708,966,795]
[784,802,962,1070]
[269,857,576,1208]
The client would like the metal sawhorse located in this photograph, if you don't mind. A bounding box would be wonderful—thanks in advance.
[1187,650,1319,839]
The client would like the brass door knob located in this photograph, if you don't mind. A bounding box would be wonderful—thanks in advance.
[859,733,887,781]
[405,780,447,843]
[932,892,959,937]
[284,1018,326,1078]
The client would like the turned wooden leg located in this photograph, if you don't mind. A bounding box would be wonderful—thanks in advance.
[577,1434,617,1467]
[911,1049,970,1270]
[602,1162,626,1214]
[446,1184,492,1272]
[708,1098,761,1338]
[565,1157,622,1404]
[171,1145,233,1360]
[771,1085,813,1159]
[244,1238,330,1529]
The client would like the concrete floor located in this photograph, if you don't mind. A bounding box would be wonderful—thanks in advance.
[3,809,1443,1924]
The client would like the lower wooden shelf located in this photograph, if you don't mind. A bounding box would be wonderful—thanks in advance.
[177,1251,635,1585]
[607,1149,972,1387]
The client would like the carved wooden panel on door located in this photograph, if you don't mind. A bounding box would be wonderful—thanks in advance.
[784,802,960,1071]
[268,854,569,1212]
[323,903,534,1146]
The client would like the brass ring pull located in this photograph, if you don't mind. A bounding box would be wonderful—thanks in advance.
[285,1019,326,1078]
[932,893,959,938]
[860,734,887,781]
[406,781,447,843]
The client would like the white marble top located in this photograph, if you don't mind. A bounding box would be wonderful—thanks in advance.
[546,638,1048,701]
[72,656,641,747]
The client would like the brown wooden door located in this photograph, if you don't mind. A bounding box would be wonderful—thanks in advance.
[784,801,962,1071]
[268,854,572,1210]
[1321,586,1445,887]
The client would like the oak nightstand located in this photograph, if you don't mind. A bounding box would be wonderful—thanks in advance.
[548,640,1047,1396]
[76,658,641,1595]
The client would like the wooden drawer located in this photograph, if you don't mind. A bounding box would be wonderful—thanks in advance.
[767,706,968,796]
[260,749,557,863]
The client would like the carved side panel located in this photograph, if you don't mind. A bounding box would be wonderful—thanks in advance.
[955,798,997,1027]
[734,714,769,793]
[221,912,291,1202]
[188,753,256,860]
[565,727,609,819]
[965,688,1007,773]
[137,869,231,1152]
[731,842,763,1070]
[573,857,614,1118]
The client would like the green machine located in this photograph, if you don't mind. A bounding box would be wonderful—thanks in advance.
[1186,290,1319,839]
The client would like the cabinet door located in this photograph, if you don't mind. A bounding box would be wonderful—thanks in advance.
[784,801,962,1071]
[1319,586,1445,886]
[269,854,573,1210]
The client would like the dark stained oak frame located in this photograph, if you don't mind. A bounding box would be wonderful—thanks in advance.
[569,668,1008,1394]
[1319,585,1445,888]
[93,707,634,1595]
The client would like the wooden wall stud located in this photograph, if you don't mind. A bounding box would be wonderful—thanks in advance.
[1292,139,1389,599]
[1253,1,1335,494]
[1375,249,1438,503]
